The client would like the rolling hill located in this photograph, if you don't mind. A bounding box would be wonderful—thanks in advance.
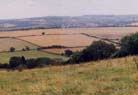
[1,15,138,31]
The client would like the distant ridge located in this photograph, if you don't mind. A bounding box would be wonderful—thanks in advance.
[1,15,138,31]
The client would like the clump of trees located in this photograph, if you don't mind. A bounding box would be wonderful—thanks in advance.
[68,33,138,63]
[68,41,117,63]
[22,46,30,51]
[64,49,73,57]
[0,56,64,70]
[9,56,26,69]
[112,33,138,58]
[8,56,55,69]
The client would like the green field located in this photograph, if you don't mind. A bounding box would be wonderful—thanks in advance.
[0,56,137,95]
[0,50,68,63]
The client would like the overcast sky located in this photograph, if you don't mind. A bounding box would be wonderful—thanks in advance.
[0,0,138,19]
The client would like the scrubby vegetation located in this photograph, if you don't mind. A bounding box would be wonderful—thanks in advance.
[9,47,16,52]
[68,41,117,63]
[112,33,138,58]
[0,56,64,70]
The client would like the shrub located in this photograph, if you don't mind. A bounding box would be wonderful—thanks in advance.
[22,48,26,51]
[42,32,45,35]
[9,47,15,52]
[69,41,116,63]
[64,49,73,57]
[120,33,138,55]
[25,46,30,51]
[9,56,26,68]
[112,33,138,58]
[26,57,53,68]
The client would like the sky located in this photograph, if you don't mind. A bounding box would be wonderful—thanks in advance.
[0,0,138,19]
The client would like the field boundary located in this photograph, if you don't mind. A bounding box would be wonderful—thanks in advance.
[81,33,120,45]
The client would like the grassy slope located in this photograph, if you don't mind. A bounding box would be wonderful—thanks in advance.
[0,50,68,63]
[0,56,138,95]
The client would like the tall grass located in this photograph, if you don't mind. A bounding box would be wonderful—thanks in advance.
[0,56,137,95]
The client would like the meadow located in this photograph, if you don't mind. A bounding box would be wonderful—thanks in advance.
[0,56,137,95]
[0,50,68,63]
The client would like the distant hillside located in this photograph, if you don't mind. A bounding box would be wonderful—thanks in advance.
[1,15,138,31]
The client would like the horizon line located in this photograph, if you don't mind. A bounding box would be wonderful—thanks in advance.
[1,14,138,20]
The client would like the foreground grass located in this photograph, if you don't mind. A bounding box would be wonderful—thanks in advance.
[0,50,68,63]
[0,56,138,95]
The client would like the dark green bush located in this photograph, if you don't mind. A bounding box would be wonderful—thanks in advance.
[9,47,15,52]
[69,41,116,63]
[112,33,138,58]
[120,33,138,55]
[9,56,26,68]
[25,46,30,51]
[64,49,73,57]
[26,57,53,69]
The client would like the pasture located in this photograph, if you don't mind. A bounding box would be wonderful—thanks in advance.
[0,56,137,95]
[0,50,68,63]
[44,47,84,54]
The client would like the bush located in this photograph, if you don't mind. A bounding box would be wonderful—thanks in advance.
[26,57,53,69]
[64,49,73,57]
[9,47,15,52]
[120,33,138,55]
[22,48,26,51]
[69,41,116,63]
[9,56,26,69]
[25,46,30,51]
[112,33,138,58]
[42,32,45,35]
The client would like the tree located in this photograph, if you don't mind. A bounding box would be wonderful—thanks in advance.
[25,46,30,51]
[69,41,116,63]
[10,47,15,52]
[64,49,73,57]
[112,33,138,58]
[42,32,45,35]
[9,57,22,68]
[22,48,26,51]
[120,33,138,55]
[9,56,26,69]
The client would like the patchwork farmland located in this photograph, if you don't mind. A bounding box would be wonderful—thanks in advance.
[0,27,137,63]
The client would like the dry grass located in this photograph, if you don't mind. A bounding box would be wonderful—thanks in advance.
[0,56,138,95]
[0,27,137,37]
[19,34,96,47]
[0,38,38,51]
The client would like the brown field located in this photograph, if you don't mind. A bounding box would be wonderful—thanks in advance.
[18,34,97,47]
[0,27,137,53]
[0,27,137,37]
[0,38,38,51]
